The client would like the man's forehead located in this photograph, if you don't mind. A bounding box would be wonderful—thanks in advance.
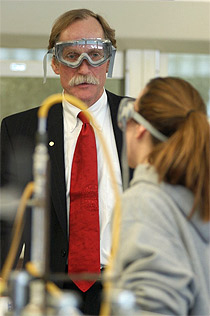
[59,17,105,41]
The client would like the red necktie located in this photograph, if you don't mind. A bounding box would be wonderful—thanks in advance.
[68,111,100,292]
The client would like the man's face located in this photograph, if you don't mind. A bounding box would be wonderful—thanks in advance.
[51,16,109,107]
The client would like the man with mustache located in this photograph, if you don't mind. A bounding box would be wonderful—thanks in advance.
[1,8,125,315]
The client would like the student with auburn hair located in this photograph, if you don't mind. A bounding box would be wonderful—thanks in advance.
[114,77,210,315]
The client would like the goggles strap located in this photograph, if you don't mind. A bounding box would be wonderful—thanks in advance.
[132,112,168,142]
[43,49,53,84]
[43,51,49,84]
[107,48,116,78]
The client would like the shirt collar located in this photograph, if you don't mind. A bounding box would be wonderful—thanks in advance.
[62,91,80,132]
[89,90,107,131]
[62,90,107,132]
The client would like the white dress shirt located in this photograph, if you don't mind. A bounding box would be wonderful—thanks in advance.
[63,90,122,266]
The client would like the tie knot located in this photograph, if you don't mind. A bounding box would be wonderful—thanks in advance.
[78,111,89,124]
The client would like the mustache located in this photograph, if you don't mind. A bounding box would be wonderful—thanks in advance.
[69,75,99,87]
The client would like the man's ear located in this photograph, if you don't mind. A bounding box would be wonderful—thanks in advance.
[51,57,60,75]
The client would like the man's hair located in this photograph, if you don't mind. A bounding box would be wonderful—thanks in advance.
[48,8,116,50]
[137,77,209,221]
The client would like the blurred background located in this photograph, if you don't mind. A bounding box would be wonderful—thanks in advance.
[0,0,210,121]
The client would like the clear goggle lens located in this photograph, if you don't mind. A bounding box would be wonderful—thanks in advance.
[117,98,136,132]
[43,38,116,83]
[53,39,114,68]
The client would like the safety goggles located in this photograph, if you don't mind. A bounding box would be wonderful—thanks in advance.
[117,98,168,142]
[43,38,116,83]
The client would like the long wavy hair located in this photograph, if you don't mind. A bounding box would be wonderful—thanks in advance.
[137,77,209,221]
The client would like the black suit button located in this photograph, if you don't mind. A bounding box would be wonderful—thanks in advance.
[61,250,66,257]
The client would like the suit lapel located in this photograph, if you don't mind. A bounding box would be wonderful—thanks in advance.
[106,90,123,165]
[47,103,67,235]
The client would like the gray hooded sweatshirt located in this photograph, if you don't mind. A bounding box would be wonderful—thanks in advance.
[113,164,210,315]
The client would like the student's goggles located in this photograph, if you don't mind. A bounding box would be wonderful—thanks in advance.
[43,38,116,82]
[117,98,168,142]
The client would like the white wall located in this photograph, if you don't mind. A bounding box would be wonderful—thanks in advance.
[1,1,209,53]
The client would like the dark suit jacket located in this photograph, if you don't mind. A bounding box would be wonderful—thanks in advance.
[0,90,124,275]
